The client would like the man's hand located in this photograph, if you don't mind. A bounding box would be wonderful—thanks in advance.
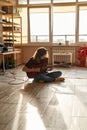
[47,66,53,71]
[33,68,40,72]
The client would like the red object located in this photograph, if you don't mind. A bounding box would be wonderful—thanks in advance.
[77,47,87,67]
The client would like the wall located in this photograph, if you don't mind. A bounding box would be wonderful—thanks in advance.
[22,44,80,65]
[22,45,52,64]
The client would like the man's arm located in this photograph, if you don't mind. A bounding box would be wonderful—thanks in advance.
[22,66,40,72]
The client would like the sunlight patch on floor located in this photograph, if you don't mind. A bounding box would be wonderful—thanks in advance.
[25,103,46,130]
[11,94,23,130]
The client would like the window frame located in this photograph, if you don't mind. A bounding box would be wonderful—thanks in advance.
[53,5,76,45]
[78,4,87,43]
[17,0,87,46]
[28,6,51,45]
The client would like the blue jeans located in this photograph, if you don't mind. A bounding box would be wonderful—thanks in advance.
[34,71,62,83]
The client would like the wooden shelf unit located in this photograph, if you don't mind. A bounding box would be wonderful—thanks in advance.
[2,12,22,51]
[0,0,16,6]
[0,10,5,14]
[1,6,22,65]
[0,2,22,67]
[0,9,5,43]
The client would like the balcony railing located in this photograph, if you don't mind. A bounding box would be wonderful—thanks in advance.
[22,34,87,43]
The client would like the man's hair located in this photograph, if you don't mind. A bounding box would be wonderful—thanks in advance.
[33,47,48,63]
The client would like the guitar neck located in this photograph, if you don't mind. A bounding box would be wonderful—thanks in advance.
[47,62,71,68]
[47,64,59,68]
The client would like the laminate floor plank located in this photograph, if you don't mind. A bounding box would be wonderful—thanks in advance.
[0,67,87,130]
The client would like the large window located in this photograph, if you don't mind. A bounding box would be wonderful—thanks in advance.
[53,0,76,3]
[18,8,28,43]
[79,6,87,42]
[29,8,49,42]
[78,0,87,1]
[17,0,87,46]
[29,0,51,4]
[53,6,76,45]
[18,0,27,4]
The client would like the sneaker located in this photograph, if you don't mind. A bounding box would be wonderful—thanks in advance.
[55,77,65,82]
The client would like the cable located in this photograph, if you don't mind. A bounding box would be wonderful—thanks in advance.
[8,77,29,85]
[0,68,29,85]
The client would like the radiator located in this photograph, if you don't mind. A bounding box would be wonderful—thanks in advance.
[52,46,77,64]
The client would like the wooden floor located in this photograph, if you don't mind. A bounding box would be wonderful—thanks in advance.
[0,66,87,130]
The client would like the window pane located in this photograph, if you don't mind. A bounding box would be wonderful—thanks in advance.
[78,0,87,1]
[18,0,27,4]
[79,6,87,42]
[53,0,76,3]
[29,0,51,4]
[53,6,76,45]
[18,8,28,43]
[30,8,49,42]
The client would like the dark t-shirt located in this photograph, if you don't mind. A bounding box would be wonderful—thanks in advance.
[25,57,48,78]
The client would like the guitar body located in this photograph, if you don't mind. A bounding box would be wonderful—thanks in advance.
[26,65,55,78]
[26,72,40,78]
